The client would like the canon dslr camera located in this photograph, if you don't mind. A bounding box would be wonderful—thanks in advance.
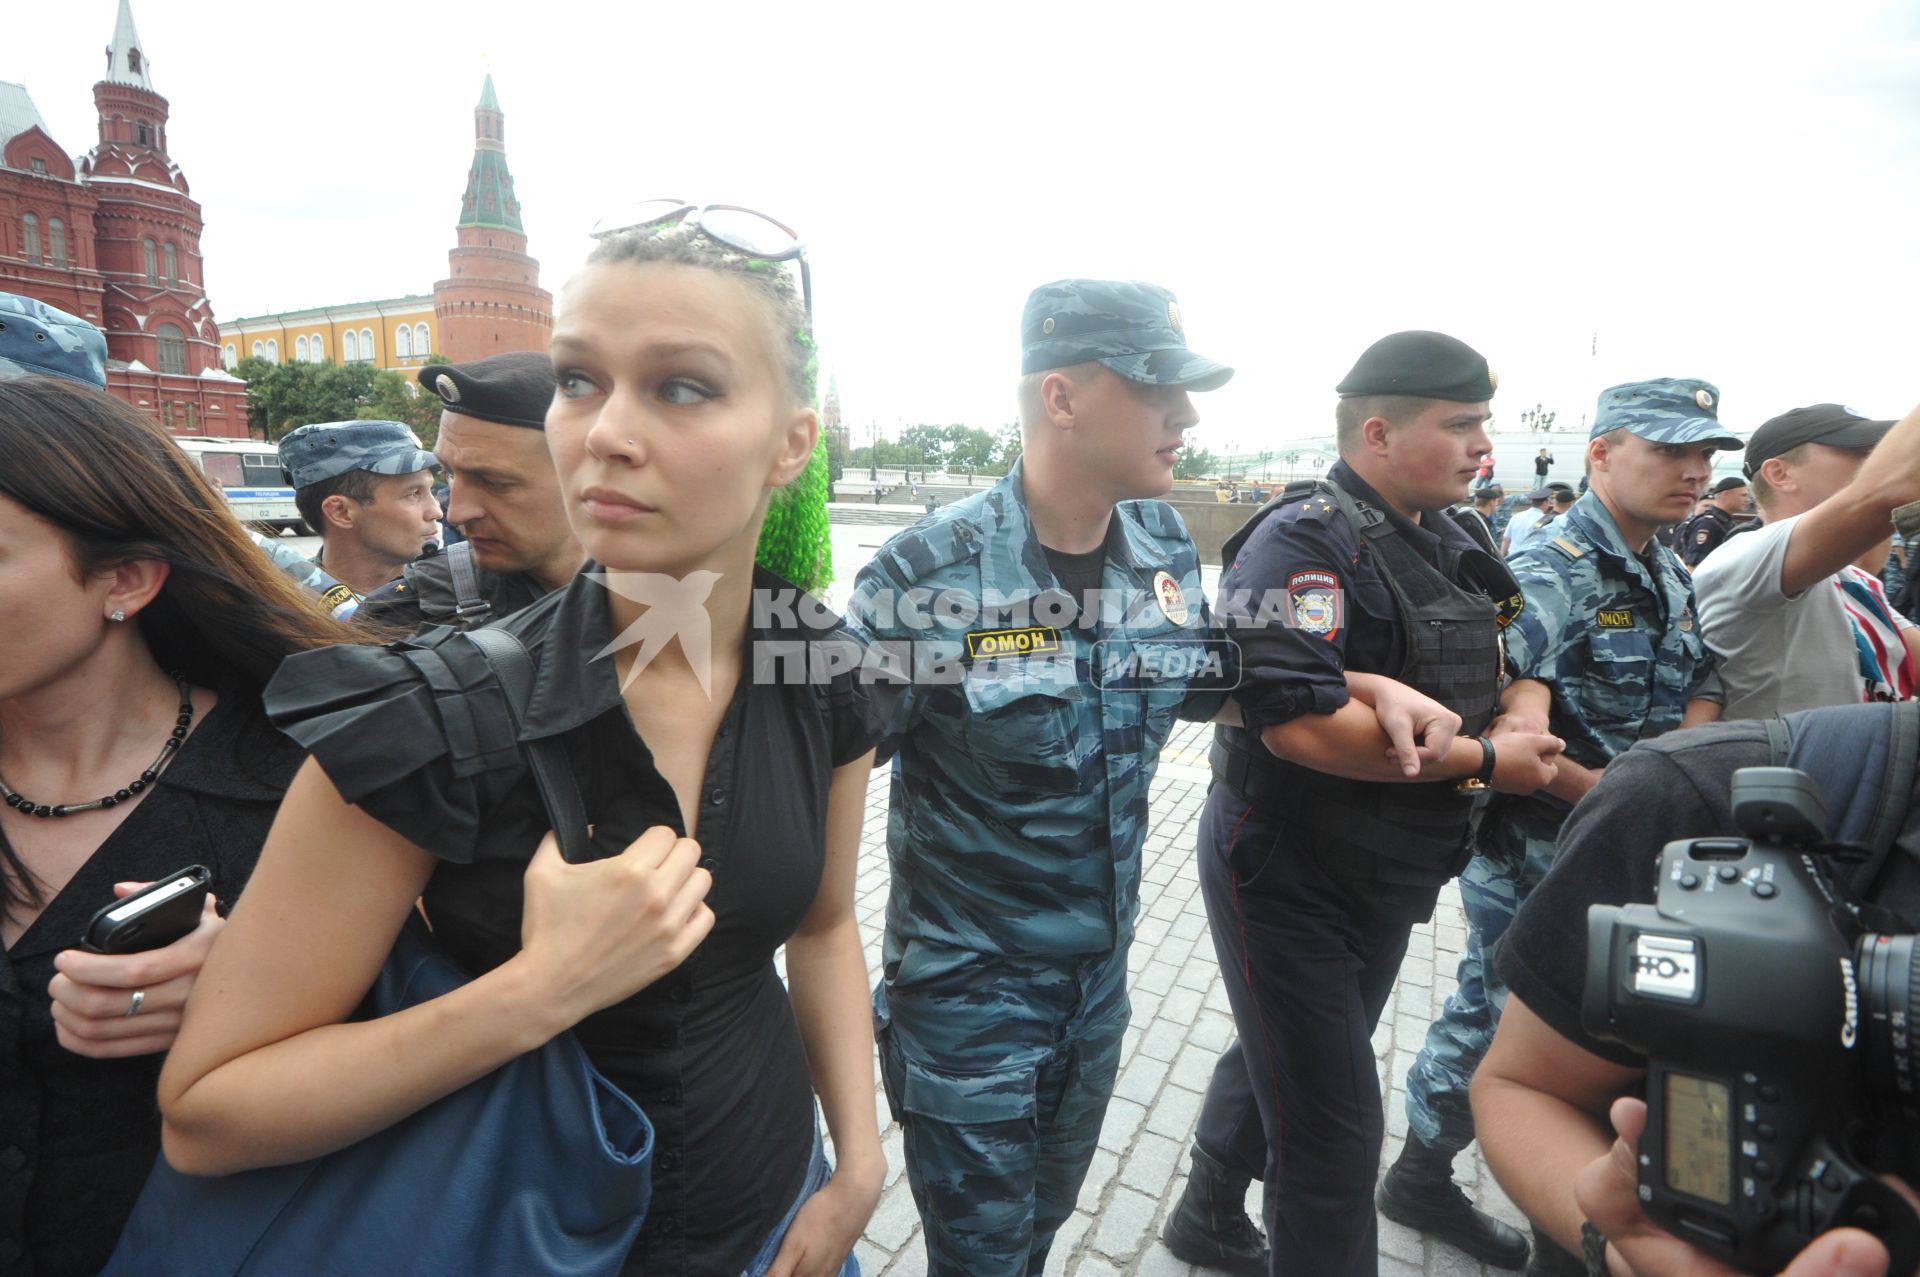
[1583,767,1920,1275]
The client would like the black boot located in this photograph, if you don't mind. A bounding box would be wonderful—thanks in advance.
[1376,1137,1530,1270]
[1523,1226,1586,1277]
[1161,1143,1269,1277]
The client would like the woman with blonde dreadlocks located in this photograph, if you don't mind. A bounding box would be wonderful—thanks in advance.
[160,205,881,1276]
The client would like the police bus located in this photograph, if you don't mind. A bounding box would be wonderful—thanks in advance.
[170,436,307,534]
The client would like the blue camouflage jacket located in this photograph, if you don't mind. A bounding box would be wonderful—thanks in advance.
[1504,491,1713,769]
[845,461,1225,969]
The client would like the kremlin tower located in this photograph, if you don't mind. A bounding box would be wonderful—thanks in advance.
[431,76,552,360]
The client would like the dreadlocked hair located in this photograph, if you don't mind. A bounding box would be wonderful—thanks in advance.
[586,224,832,593]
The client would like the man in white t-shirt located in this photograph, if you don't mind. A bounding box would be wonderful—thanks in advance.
[1501,487,1553,556]
[1693,402,1920,717]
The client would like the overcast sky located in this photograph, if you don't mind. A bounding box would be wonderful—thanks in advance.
[15,1,1920,453]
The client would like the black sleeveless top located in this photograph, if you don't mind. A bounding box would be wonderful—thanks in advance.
[265,565,880,1276]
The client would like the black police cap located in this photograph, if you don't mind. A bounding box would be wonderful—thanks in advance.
[1335,330,1496,403]
[419,351,554,430]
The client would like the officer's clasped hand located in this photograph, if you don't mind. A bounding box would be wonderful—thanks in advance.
[1489,732,1564,794]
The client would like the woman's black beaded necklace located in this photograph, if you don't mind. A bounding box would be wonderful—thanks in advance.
[0,674,194,818]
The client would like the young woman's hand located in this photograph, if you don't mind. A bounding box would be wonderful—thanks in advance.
[49,886,222,1059]
[513,825,714,1025]
[765,1157,884,1277]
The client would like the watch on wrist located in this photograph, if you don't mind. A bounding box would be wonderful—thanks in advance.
[1580,1220,1608,1276]
[1455,735,1496,793]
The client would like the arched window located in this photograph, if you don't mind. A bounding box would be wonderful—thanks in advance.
[414,323,430,355]
[163,242,177,287]
[48,218,64,267]
[395,325,412,358]
[251,340,264,358]
[311,331,324,362]
[359,328,375,362]
[156,323,187,375]
[295,335,309,362]
[21,213,38,265]
[143,238,158,284]
[265,338,279,362]
[136,119,150,146]
[223,343,236,369]
[342,329,358,362]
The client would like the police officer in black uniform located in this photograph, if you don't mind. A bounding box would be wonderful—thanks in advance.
[359,352,582,632]
[1676,475,1749,569]
[1160,332,1563,1277]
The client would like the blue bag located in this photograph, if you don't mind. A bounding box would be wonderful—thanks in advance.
[103,629,652,1276]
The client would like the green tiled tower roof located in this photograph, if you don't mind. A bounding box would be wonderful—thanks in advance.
[458,75,522,233]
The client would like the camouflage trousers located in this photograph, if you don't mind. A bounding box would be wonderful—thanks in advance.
[1405,804,1566,1154]
[875,950,1130,1277]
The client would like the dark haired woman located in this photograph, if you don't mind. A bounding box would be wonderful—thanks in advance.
[162,209,883,1276]
[0,378,358,1275]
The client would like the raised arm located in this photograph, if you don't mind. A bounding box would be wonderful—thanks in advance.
[769,751,886,1274]
[1778,401,1920,597]
[159,758,712,1175]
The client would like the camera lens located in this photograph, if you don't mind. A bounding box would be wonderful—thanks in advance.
[1857,933,1920,1120]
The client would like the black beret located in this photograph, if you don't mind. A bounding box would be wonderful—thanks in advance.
[419,351,554,430]
[1335,330,1496,402]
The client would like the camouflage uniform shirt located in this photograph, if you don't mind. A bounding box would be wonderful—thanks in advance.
[846,461,1226,969]
[1504,490,1715,767]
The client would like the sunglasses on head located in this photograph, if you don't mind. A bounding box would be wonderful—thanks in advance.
[590,200,812,322]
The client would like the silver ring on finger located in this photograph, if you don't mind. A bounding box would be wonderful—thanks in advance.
[125,988,146,1018]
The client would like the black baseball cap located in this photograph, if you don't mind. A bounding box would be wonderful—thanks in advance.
[1743,404,1894,478]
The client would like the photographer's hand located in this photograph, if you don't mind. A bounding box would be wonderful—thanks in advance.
[1577,1096,1911,1277]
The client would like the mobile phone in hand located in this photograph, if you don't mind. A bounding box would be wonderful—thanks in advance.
[80,866,212,954]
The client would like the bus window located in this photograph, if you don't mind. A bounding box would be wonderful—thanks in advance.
[198,452,244,487]
[242,455,285,487]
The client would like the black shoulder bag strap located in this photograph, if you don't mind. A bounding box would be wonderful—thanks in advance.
[460,627,594,865]
[445,542,491,622]
[1769,702,1920,896]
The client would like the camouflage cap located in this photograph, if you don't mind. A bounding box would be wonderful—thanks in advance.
[0,292,108,388]
[1591,378,1742,449]
[1336,331,1495,402]
[1021,279,1233,391]
[420,351,553,430]
[278,420,438,490]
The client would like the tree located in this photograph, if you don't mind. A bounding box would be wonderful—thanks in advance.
[356,356,451,446]
[1174,443,1221,479]
[239,354,451,442]
[944,424,996,472]
[990,422,1022,474]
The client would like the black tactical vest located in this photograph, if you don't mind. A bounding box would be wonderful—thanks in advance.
[1211,478,1510,890]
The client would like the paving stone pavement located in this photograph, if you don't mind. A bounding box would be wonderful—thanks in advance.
[835,715,1529,1276]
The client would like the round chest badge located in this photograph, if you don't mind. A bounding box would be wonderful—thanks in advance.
[1153,570,1190,625]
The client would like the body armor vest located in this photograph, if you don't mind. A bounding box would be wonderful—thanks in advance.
[1211,478,1507,889]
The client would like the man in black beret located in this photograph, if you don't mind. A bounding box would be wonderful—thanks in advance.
[1163,331,1564,1275]
[359,352,582,632]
